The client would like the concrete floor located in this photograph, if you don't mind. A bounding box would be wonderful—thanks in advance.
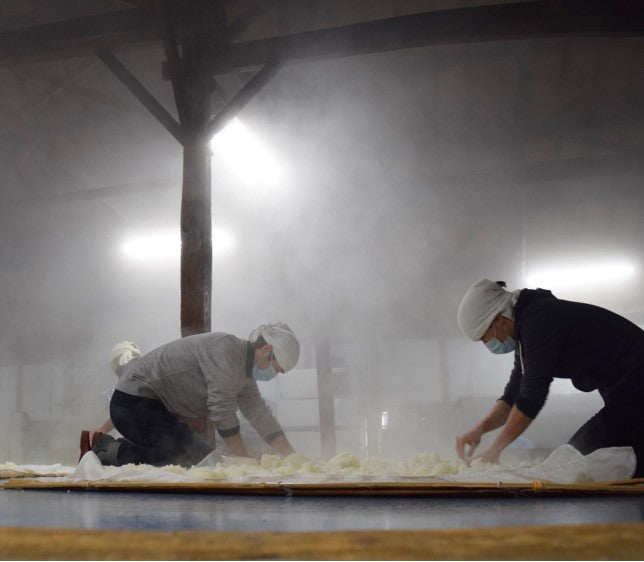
[1,489,643,532]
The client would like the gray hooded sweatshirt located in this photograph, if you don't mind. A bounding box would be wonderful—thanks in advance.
[115,332,282,440]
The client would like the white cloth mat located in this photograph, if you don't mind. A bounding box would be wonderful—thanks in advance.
[62,445,636,485]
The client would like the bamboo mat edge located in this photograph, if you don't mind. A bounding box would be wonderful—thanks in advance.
[1,522,643,560]
[3,477,644,496]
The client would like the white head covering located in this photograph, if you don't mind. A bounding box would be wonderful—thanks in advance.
[457,279,518,341]
[249,322,300,372]
[109,341,142,375]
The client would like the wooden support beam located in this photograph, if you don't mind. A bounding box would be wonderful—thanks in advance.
[96,49,184,145]
[2,2,641,69]
[315,338,337,459]
[206,1,644,74]
[157,0,190,125]
[0,4,223,65]
[180,141,212,336]
[203,60,283,143]
[226,0,273,41]
[0,7,158,64]
[180,38,213,337]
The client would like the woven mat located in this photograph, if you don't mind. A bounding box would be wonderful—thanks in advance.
[3,477,644,496]
[1,522,643,560]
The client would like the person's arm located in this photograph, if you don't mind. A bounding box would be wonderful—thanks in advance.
[221,431,251,458]
[237,379,294,454]
[199,336,247,446]
[475,405,533,463]
[474,307,563,463]
[266,432,295,456]
[499,348,523,406]
[455,399,511,460]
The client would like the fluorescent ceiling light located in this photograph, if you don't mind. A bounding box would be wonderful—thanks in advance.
[121,228,234,263]
[210,118,282,185]
[526,260,637,289]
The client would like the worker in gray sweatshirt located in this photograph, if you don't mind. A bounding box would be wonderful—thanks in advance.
[91,323,300,467]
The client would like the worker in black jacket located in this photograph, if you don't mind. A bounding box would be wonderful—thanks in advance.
[455,278,644,478]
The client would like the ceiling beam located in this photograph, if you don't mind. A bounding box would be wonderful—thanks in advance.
[0,2,224,65]
[158,0,190,126]
[96,48,184,145]
[1,2,642,69]
[226,0,273,41]
[203,60,283,143]
[206,1,644,74]
[0,6,158,64]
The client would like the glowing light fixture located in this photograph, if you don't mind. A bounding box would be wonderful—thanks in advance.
[212,229,234,254]
[210,118,282,185]
[526,260,637,289]
[121,228,234,263]
[121,232,180,263]
[381,411,389,430]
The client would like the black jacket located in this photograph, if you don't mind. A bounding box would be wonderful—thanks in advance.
[500,289,644,419]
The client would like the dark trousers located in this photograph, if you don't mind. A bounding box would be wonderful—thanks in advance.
[110,389,213,467]
[568,397,644,478]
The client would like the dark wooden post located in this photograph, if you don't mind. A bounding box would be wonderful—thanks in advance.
[180,141,212,336]
[180,39,212,337]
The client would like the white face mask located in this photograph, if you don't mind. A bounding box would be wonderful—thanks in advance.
[484,323,517,354]
[485,335,517,354]
[252,364,277,381]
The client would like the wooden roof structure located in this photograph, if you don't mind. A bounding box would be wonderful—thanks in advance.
[1,0,643,346]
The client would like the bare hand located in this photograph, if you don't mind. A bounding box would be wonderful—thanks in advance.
[269,434,295,457]
[455,427,482,461]
[474,446,501,464]
[222,432,251,458]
